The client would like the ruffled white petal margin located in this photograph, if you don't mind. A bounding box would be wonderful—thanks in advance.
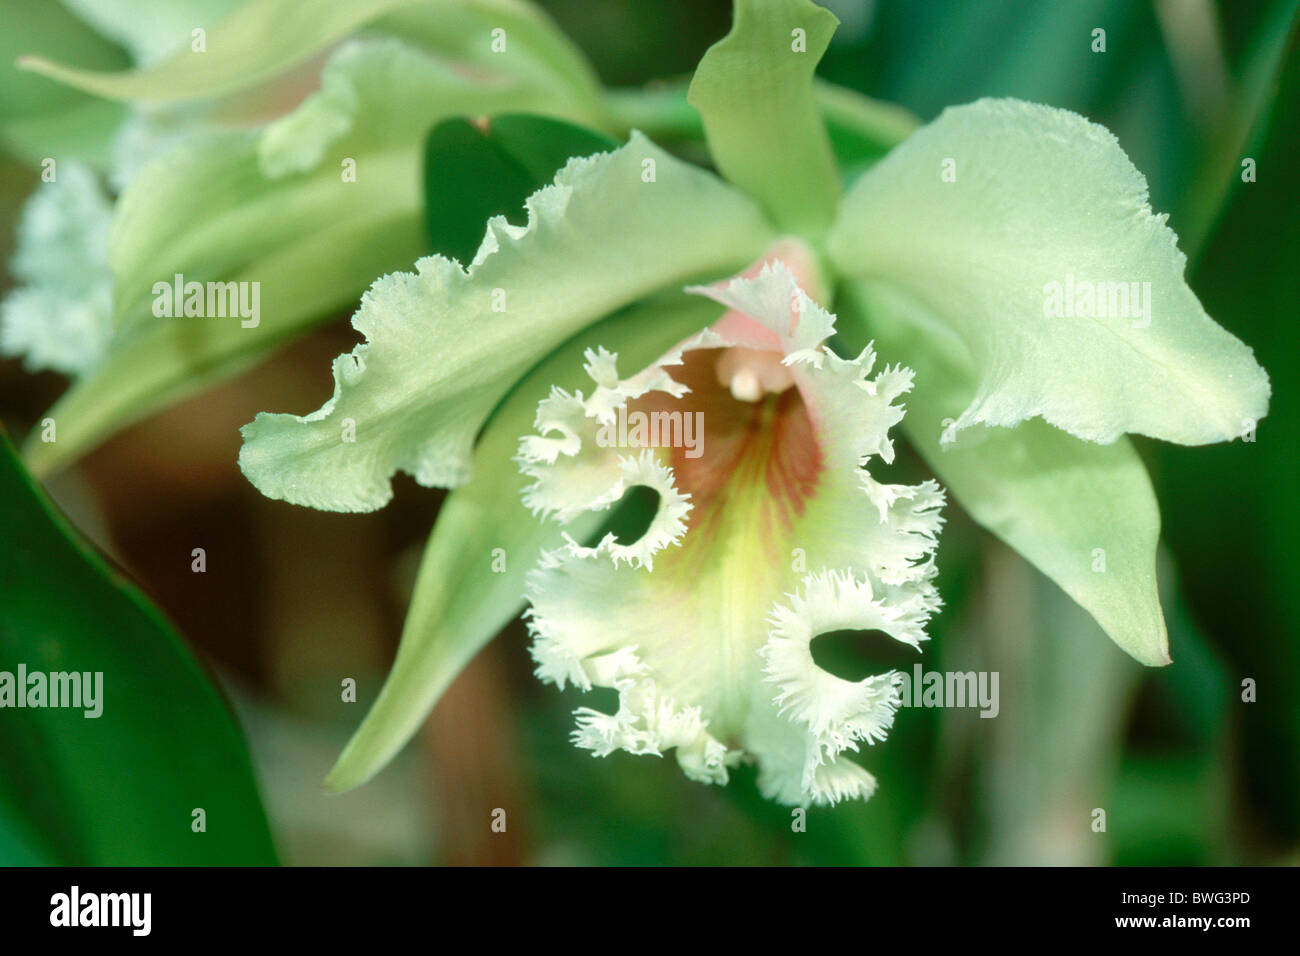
[0,162,114,376]
[517,262,945,805]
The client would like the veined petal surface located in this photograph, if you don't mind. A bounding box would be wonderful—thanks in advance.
[828,98,1269,448]
[840,281,1169,666]
[239,132,773,511]
[24,37,589,477]
[325,291,723,792]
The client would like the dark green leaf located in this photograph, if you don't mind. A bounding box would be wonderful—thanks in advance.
[0,434,277,865]
[423,112,616,263]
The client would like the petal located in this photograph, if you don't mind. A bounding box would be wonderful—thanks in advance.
[323,289,724,792]
[238,131,774,512]
[0,162,113,375]
[828,97,1270,447]
[687,0,841,234]
[761,571,911,756]
[840,280,1169,666]
[603,76,918,172]
[59,0,242,68]
[22,37,594,477]
[19,0,404,101]
[517,263,943,805]
[21,0,606,121]
[109,39,558,337]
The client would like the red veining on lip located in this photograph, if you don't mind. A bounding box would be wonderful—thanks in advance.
[631,347,823,543]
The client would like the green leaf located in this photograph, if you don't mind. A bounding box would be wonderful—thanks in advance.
[22,38,574,478]
[1180,0,1300,258]
[828,98,1270,448]
[887,0,1146,118]
[975,555,1144,864]
[839,281,1169,666]
[687,0,842,235]
[326,290,722,791]
[424,113,616,263]
[0,433,276,864]
[1157,35,1300,839]
[239,131,773,512]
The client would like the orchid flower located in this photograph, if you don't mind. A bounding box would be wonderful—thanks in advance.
[14,0,1270,807]
[235,0,1269,805]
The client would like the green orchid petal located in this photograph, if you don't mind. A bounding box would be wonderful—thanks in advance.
[325,291,722,792]
[607,77,918,175]
[59,0,241,68]
[839,281,1168,667]
[828,98,1270,448]
[687,0,841,235]
[20,0,603,119]
[238,131,774,512]
[109,38,562,333]
[17,0,415,102]
[372,1,606,120]
[23,212,421,479]
[22,37,573,477]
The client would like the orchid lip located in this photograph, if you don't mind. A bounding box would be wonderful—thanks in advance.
[517,260,944,805]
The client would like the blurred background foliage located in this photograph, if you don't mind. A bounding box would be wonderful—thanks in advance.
[0,0,1296,865]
